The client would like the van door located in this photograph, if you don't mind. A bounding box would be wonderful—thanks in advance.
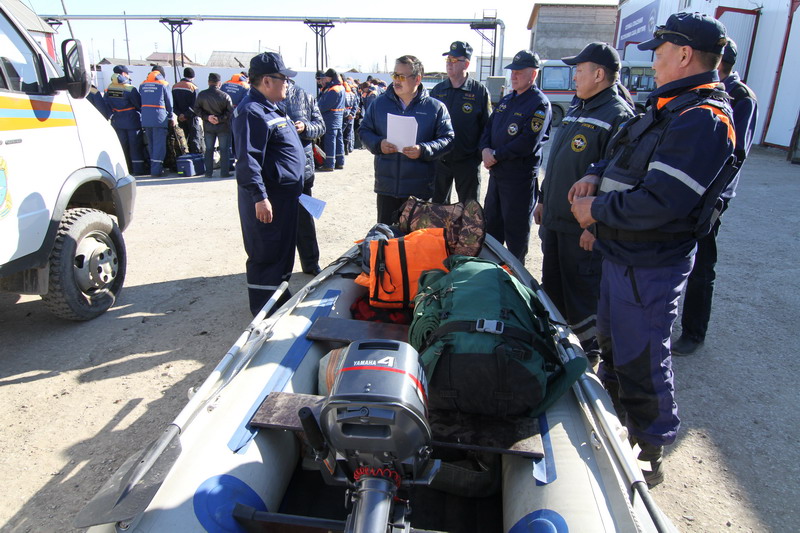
[0,10,85,266]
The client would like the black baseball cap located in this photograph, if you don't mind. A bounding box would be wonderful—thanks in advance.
[113,65,131,74]
[504,50,541,70]
[249,52,297,78]
[562,42,621,72]
[722,38,737,65]
[638,12,727,54]
[443,41,473,59]
[316,70,325,79]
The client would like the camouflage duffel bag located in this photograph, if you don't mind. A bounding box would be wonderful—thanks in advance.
[397,197,485,257]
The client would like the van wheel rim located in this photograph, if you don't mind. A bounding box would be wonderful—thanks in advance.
[73,231,118,293]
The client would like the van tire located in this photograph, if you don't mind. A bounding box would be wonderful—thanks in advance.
[42,208,126,321]
[551,105,564,127]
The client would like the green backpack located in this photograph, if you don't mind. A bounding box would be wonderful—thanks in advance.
[409,255,586,417]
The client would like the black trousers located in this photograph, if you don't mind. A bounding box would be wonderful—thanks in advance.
[680,217,722,342]
[376,194,410,225]
[296,176,320,272]
[540,226,602,358]
[238,188,299,315]
[179,116,203,154]
[432,155,481,204]
[484,172,537,263]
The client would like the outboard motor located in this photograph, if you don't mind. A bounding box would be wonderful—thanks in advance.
[300,339,439,533]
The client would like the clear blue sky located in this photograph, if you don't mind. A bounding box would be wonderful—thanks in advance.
[26,0,614,73]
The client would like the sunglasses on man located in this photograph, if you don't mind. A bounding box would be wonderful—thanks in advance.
[390,72,419,82]
[653,26,693,42]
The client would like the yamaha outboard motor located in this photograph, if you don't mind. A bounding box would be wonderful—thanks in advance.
[301,339,439,533]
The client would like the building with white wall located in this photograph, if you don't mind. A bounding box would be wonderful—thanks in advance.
[617,0,800,149]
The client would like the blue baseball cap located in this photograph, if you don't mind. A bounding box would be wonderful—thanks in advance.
[249,52,297,78]
[504,50,541,70]
[113,65,131,74]
[638,12,727,54]
[443,41,473,59]
[722,38,737,65]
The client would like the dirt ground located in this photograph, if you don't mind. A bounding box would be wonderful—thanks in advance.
[1,144,798,532]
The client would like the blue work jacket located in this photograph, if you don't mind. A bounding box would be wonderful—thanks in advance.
[359,84,454,199]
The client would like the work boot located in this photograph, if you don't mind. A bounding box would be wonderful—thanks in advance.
[672,335,703,356]
[636,440,665,488]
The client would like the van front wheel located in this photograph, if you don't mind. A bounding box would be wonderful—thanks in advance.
[42,208,127,321]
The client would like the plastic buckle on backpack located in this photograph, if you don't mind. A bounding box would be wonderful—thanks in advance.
[476,319,504,335]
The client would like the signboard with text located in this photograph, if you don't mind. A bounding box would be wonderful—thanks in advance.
[618,0,660,49]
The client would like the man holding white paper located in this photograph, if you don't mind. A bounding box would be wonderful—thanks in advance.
[359,55,454,224]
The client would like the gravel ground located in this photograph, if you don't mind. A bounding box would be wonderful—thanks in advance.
[0,144,798,532]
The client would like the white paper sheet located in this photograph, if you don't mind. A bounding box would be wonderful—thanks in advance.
[299,193,326,220]
[386,114,418,151]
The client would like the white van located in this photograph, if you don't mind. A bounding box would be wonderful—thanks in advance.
[0,3,135,320]
[539,59,656,125]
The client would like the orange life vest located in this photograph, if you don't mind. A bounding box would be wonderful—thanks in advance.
[355,228,449,309]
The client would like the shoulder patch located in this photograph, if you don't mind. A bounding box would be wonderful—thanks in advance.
[531,116,544,132]
[534,109,546,119]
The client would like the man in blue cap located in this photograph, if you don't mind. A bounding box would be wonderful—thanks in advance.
[569,12,736,486]
[535,42,634,366]
[233,52,305,315]
[430,41,491,204]
[673,38,758,356]
[479,50,552,263]
[105,65,146,175]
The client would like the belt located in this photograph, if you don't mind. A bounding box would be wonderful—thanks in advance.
[592,224,693,242]
[112,107,135,112]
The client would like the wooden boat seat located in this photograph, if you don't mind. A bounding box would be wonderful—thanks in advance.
[305,316,410,344]
[251,392,543,458]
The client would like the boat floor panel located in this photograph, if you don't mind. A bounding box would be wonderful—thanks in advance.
[305,316,410,344]
[251,392,543,458]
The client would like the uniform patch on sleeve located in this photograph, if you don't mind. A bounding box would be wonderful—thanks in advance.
[534,109,546,119]
[531,117,544,132]
[571,134,588,152]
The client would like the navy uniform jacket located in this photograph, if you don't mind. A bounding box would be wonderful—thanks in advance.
[318,80,347,129]
[359,84,454,199]
[233,88,305,202]
[221,81,249,108]
[589,71,736,267]
[280,82,326,182]
[104,74,142,130]
[721,71,758,200]
[139,72,173,128]
[172,78,198,119]
[541,85,633,235]
[479,84,552,178]
[430,75,491,161]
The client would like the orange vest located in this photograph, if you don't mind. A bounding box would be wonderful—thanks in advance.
[355,228,449,309]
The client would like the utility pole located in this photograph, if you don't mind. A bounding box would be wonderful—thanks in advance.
[59,0,74,39]
[124,11,130,63]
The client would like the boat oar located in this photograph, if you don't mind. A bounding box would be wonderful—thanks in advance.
[529,278,673,533]
[75,282,290,528]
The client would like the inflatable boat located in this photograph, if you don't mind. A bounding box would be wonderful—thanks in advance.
[76,235,677,533]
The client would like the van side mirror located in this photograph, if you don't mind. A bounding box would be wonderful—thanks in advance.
[50,39,90,98]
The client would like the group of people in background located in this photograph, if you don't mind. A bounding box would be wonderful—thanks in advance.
[93,11,757,491]
[91,65,251,178]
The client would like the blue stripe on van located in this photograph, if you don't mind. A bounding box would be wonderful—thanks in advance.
[228,290,340,453]
[0,109,75,120]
